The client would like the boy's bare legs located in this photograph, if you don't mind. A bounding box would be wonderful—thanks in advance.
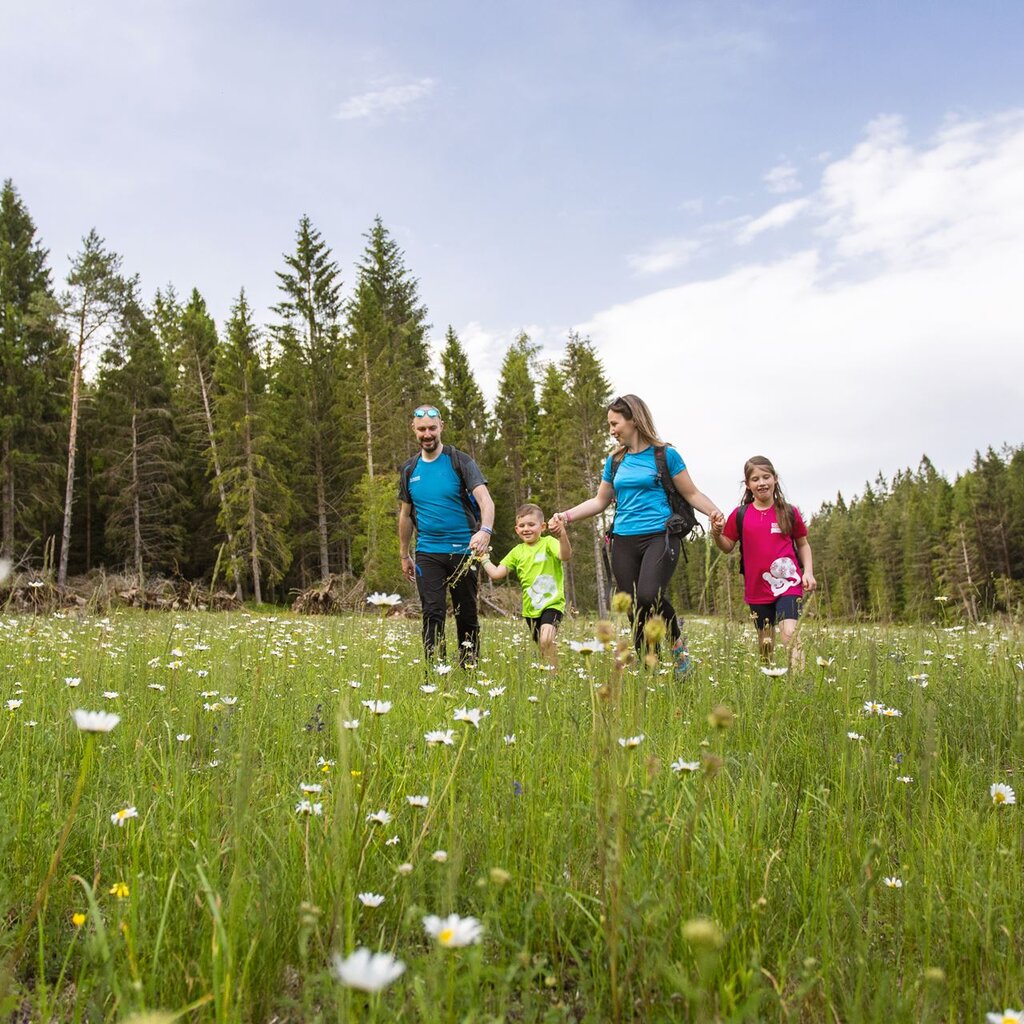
[758,627,775,663]
[538,623,558,665]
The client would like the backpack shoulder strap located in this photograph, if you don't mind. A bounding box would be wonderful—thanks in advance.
[735,504,747,577]
[653,445,675,503]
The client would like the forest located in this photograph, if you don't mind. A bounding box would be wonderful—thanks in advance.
[2,178,1022,621]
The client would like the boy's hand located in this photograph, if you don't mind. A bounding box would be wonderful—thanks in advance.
[548,517,565,538]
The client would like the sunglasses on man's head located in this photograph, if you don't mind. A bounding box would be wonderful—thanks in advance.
[413,407,441,418]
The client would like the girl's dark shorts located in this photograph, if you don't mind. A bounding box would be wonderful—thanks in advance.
[748,595,801,632]
[525,608,563,642]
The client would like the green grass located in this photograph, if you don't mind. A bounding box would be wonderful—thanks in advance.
[0,609,1021,1022]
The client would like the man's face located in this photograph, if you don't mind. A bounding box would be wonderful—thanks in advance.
[412,414,443,453]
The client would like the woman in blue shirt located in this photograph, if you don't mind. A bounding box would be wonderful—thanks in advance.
[551,394,724,675]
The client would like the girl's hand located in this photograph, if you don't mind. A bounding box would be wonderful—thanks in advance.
[709,512,725,536]
[803,571,817,593]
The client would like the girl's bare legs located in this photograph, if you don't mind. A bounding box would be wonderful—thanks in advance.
[779,618,804,670]
[757,627,775,663]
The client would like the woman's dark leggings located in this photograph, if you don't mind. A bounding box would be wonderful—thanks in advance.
[610,531,682,653]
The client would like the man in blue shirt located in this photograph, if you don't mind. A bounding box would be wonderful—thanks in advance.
[398,405,495,667]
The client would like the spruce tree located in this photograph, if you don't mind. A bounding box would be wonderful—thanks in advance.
[215,291,292,602]
[438,325,489,462]
[0,180,69,563]
[58,230,127,587]
[93,286,183,583]
[270,216,344,582]
[491,331,540,528]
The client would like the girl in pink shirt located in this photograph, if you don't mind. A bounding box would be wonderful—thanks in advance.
[711,456,816,667]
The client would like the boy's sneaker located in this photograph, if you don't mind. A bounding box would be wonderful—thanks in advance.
[671,638,692,679]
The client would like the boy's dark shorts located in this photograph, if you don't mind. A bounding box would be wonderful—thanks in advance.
[525,608,563,642]
[748,595,801,632]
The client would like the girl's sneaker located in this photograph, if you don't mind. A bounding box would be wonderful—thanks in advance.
[671,638,692,679]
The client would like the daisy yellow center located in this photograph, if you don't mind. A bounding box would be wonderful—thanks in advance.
[117,809,129,820]
[995,792,1006,804]
[439,928,455,946]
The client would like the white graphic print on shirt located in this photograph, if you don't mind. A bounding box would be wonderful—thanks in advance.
[762,556,801,597]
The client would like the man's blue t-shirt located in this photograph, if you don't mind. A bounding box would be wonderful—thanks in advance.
[602,445,686,536]
[402,448,485,554]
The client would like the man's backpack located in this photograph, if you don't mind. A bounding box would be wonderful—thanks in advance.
[733,503,803,578]
[608,445,702,541]
[399,447,482,533]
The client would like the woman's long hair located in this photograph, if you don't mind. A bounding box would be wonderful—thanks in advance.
[607,394,666,464]
[741,455,794,535]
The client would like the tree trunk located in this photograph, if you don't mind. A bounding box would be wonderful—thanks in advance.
[196,352,243,599]
[131,407,144,587]
[57,312,87,589]
[244,403,262,605]
[314,439,330,580]
[1,437,13,559]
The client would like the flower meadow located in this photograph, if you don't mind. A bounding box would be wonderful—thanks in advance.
[0,610,1021,1023]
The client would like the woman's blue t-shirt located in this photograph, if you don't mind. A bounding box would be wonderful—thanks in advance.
[602,446,686,536]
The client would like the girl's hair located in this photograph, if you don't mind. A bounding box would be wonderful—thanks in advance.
[741,455,794,535]
[607,394,666,463]
[516,503,545,521]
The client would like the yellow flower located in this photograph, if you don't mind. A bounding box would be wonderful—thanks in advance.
[611,591,632,615]
[71,912,87,927]
[108,881,130,899]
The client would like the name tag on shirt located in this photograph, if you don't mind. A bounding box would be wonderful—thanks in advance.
[771,523,781,534]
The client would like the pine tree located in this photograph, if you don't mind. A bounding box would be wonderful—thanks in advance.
[93,285,183,583]
[0,180,69,564]
[557,333,614,614]
[489,332,540,549]
[270,216,344,582]
[169,287,243,592]
[345,216,434,477]
[438,326,489,462]
[58,230,127,587]
[215,291,292,602]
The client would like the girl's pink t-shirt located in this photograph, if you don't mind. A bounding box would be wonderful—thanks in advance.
[723,504,807,604]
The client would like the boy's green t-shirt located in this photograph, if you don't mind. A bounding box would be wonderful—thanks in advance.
[499,535,566,617]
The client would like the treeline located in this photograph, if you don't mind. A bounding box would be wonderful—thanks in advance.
[0,179,613,609]
[2,179,1022,621]
[678,448,1024,623]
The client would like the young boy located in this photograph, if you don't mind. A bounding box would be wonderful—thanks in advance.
[480,503,571,657]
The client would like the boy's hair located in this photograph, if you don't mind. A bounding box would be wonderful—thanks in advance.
[515,503,545,522]
[741,455,794,535]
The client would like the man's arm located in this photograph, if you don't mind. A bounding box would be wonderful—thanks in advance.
[468,484,495,556]
[398,502,416,582]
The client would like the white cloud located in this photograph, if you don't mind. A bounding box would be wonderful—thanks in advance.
[335,77,435,121]
[579,110,1024,514]
[763,161,802,194]
[736,197,810,243]
[626,238,702,276]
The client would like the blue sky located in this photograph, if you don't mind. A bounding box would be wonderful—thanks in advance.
[3,1,1023,513]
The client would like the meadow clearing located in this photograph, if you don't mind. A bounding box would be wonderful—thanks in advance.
[0,606,1021,1023]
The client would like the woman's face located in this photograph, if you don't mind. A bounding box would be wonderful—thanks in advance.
[608,409,635,445]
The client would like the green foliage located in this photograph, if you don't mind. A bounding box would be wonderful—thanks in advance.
[0,180,69,560]
[1,611,1022,1022]
[215,291,293,602]
[93,285,185,578]
[438,325,489,463]
[350,472,403,593]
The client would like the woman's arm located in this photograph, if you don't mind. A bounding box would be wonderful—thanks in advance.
[671,469,724,527]
[549,480,615,530]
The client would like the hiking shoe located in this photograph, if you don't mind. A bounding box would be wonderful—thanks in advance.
[671,639,692,679]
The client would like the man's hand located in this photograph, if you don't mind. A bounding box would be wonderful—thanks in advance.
[469,530,491,556]
[401,554,416,582]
